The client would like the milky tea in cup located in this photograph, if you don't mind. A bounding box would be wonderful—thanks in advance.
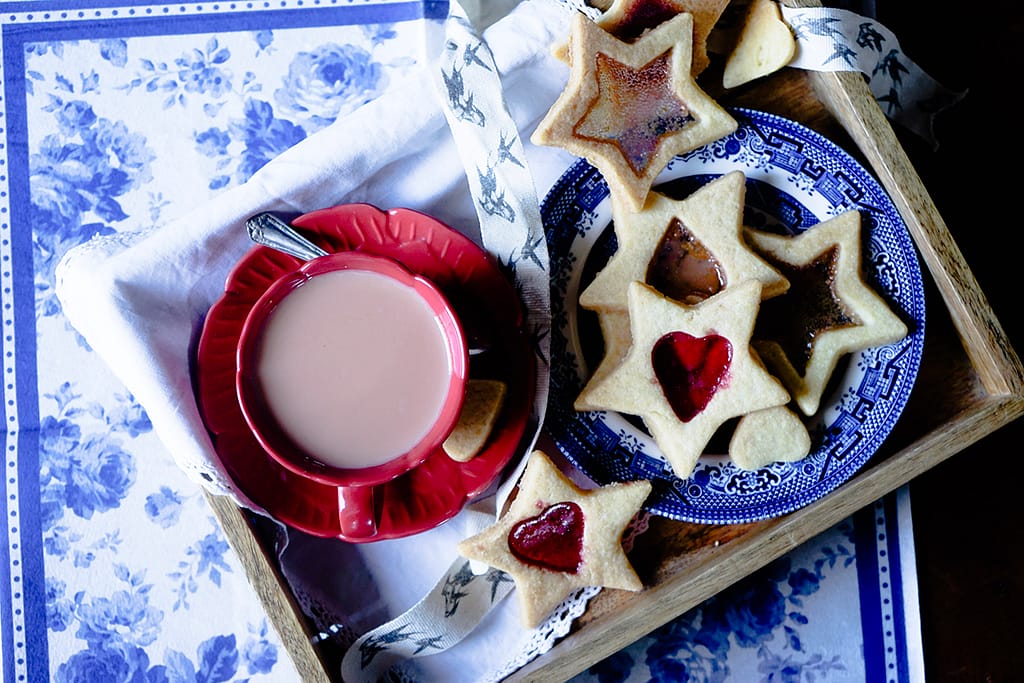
[236,251,468,490]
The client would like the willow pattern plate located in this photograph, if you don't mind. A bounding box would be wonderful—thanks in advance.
[541,108,926,524]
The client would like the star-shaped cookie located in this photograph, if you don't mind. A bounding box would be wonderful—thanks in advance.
[744,210,909,416]
[457,450,651,629]
[575,309,632,411]
[553,0,731,77]
[579,171,788,313]
[579,278,791,479]
[532,11,736,210]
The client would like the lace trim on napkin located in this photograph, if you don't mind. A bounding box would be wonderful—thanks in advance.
[485,585,602,681]
[54,223,246,499]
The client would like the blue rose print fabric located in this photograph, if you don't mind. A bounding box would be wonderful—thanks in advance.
[1,2,921,682]
[572,491,920,682]
[6,3,436,681]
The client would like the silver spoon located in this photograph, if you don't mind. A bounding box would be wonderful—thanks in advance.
[246,212,328,261]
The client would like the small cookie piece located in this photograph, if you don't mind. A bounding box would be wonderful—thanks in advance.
[554,0,731,77]
[745,211,909,416]
[579,171,788,314]
[443,379,507,462]
[579,279,791,479]
[532,12,736,211]
[729,404,811,469]
[722,0,796,88]
[457,450,651,629]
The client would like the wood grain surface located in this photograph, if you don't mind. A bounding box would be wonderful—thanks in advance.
[205,2,1024,681]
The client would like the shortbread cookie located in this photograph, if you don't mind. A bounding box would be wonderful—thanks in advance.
[579,279,791,479]
[745,211,909,416]
[574,309,632,411]
[532,12,737,211]
[579,171,788,314]
[722,0,796,88]
[443,379,507,462]
[554,0,731,77]
[457,450,651,629]
[729,404,811,469]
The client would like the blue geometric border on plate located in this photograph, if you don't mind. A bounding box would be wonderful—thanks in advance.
[542,108,926,524]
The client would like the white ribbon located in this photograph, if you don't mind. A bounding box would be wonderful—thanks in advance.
[781,5,966,149]
[340,558,516,681]
[433,0,552,492]
[340,0,557,679]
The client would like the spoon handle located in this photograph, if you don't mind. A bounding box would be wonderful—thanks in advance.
[246,212,328,261]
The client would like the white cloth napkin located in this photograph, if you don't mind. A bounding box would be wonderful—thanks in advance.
[55,0,577,505]
[56,2,586,678]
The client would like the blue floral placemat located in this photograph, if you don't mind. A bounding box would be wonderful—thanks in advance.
[572,488,922,682]
[0,2,922,681]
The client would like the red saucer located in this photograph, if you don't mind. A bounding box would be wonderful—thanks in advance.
[194,204,533,541]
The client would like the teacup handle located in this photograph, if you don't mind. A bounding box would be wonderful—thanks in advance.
[338,486,378,539]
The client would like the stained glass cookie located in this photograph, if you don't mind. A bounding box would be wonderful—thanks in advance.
[553,0,731,77]
[578,170,788,313]
[574,309,632,411]
[576,171,788,417]
[532,11,736,210]
[457,450,651,628]
[745,210,909,416]
[578,279,791,479]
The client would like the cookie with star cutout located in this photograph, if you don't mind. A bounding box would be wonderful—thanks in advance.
[744,210,909,416]
[532,11,736,211]
[578,171,788,314]
[457,450,651,629]
[578,278,791,479]
[553,0,731,77]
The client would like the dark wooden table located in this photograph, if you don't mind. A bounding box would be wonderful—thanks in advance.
[879,3,1024,680]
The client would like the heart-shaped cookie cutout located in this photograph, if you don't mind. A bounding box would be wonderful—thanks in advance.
[652,331,732,422]
[508,502,584,574]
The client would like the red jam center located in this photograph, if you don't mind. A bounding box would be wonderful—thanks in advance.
[508,502,584,574]
[574,51,694,176]
[755,245,856,374]
[647,218,725,304]
[652,331,732,422]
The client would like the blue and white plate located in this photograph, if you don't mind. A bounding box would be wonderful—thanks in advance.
[542,108,926,524]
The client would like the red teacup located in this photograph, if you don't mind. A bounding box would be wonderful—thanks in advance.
[236,251,468,538]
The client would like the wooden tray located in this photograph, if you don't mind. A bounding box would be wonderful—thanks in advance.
[203,2,1024,679]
